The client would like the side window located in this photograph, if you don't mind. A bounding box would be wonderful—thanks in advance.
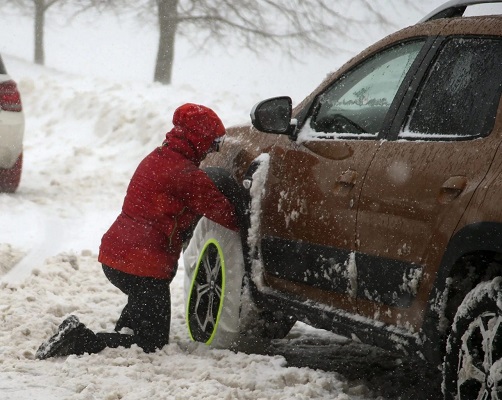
[401,38,502,139]
[310,40,425,137]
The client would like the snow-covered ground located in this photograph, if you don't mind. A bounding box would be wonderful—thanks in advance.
[0,2,443,399]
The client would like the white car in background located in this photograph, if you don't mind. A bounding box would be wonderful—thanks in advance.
[0,54,24,193]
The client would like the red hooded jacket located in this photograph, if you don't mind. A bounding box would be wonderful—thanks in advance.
[98,104,238,280]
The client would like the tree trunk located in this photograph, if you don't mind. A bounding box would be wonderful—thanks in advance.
[34,0,45,65]
[154,0,178,85]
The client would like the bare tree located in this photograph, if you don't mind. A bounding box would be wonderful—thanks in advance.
[155,0,178,84]
[4,0,105,65]
[33,0,61,64]
[1,0,422,83]
[3,0,62,65]
[133,0,405,85]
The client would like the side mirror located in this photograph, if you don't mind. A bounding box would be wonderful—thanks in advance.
[250,96,296,135]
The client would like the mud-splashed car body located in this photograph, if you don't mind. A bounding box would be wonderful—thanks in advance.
[184,1,502,397]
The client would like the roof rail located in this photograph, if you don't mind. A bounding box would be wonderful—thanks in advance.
[420,0,502,22]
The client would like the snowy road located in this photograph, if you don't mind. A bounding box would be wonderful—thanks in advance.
[0,56,443,400]
[0,3,445,398]
[267,335,441,399]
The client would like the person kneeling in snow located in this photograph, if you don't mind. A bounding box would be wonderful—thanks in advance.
[36,103,239,359]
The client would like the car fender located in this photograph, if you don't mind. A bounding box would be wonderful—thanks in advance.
[421,221,502,364]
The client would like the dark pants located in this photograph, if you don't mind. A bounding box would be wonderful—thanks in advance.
[100,264,172,353]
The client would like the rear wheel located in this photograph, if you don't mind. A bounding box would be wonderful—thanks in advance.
[443,277,502,399]
[0,152,22,193]
[183,217,294,350]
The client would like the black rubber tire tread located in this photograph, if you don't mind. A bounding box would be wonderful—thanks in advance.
[443,277,502,400]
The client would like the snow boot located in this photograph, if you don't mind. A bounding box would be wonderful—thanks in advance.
[36,315,106,360]
[114,303,133,332]
[134,319,169,353]
[95,332,135,349]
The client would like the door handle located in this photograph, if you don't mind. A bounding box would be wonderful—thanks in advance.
[438,176,467,204]
[337,169,357,186]
[333,169,357,195]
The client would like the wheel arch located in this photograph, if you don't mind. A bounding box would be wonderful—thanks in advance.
[203,166,252,266]
[422,222,502,365]
[203,166,249,229]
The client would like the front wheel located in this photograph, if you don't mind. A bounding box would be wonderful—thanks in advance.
[443,277,502,399]
[183,217,294,350]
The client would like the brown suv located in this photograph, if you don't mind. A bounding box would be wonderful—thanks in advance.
[183,1,502,398]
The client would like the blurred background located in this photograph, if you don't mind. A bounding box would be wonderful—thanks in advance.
[0,0,444,103]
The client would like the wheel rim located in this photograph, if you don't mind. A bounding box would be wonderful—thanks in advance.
[187,239,225,344]
[457,312,502,399]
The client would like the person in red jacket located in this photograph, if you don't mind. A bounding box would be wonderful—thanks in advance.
[36,103,238,359]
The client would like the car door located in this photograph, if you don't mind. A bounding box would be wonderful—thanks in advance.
[259,39,428,313]
[355,36,502,330]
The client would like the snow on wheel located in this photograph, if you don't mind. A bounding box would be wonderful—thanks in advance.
[0,152,22,193]
[443,277,502,400]
[183,216,295,350]
[184,217,246,348]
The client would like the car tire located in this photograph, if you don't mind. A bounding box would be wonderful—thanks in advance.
[0,152,22,193]
[183,217,294,350]
[443,277,502,400]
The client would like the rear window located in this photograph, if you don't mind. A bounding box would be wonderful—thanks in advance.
[402,37,502,139]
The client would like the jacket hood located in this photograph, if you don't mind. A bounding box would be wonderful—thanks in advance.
[163,103,226,164]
